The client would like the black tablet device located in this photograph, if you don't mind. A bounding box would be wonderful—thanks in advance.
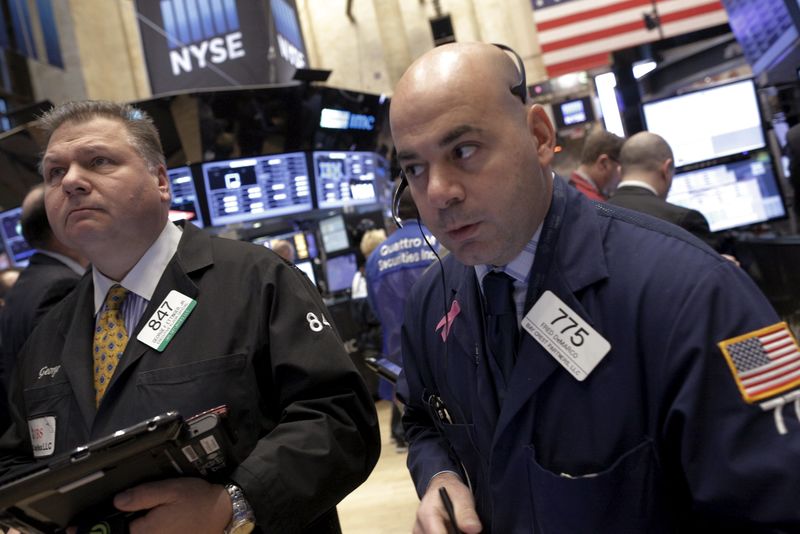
[0,407,234,531]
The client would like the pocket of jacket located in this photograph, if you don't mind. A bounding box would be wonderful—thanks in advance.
[135,353,252,419]
[527,438,670,533]
[22,381,74,456]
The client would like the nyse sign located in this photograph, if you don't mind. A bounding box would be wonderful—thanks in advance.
[136,0,308,95]
[170,31,245,75]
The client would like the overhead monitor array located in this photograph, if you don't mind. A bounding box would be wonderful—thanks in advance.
[168,150,388,229]
[642,78,787,232]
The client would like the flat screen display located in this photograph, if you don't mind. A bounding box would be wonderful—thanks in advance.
[642,79,766,168]
[201,152,313,227]
[295,260,317,287]
[167,166,204,227]
[561,100,587,125]
[325,252,357,294]
[313,151,387,209]
[723,0,799,78]
[0,207,34,267]
[553,96,594,130]
[666,150,786,232]
[318,214,350,254]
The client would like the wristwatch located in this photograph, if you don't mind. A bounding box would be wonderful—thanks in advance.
[224,483,256,534]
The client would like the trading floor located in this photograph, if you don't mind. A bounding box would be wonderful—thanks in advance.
[338,401,419,534]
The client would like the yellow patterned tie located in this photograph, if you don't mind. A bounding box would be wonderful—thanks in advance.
[93,285,129,406]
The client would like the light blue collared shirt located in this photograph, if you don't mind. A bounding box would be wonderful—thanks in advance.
[93,222,182,335]
[475,225,542,323]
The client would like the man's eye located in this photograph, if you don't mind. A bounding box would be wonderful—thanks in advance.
[403,164,425,179]
[92,156,111,166]
[47,168,65,181]
[454,145,477,160]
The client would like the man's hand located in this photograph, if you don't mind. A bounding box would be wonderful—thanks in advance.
[114,477,233,534]
[413,472,482,534]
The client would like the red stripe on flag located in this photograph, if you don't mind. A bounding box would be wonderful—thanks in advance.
[741,351,800,380]
[536,0,653,31]
[546,51,611,77]
[660,1,725,25]
[541,19,645,53]
[766,339,795,356]
[743,358,800,388]
[748,370,800,396]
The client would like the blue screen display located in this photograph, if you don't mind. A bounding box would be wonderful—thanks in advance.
[325,252,357,293]
[201,152,313,227]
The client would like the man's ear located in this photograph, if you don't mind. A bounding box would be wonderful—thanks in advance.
[527,104,555,167]
[155,165,171,202]
[660,158,674,181]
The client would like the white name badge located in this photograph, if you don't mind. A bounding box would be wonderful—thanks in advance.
[136,290,196,352]
[28,416,56,457]
[522,290,610,381]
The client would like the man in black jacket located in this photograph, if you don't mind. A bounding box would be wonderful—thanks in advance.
[0,100,379,533]
[0,185,87,393]
[608,131,718,249]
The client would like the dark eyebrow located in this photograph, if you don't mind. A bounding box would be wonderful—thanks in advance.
[439,124,481,148]
[396,124,483,163]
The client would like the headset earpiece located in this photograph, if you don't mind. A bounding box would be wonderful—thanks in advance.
[493,43,527,105]
[391,176,408,229]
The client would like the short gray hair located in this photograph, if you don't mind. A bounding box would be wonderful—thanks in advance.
[37,100,166,175]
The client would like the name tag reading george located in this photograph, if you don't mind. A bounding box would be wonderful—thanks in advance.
[136,290,196,352]
[522,290,610,381]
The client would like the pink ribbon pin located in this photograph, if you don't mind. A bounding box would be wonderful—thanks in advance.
[435,300,461,341]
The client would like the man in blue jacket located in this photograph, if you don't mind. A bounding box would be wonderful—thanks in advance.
[365,188,438,450]
[391,42,800,532]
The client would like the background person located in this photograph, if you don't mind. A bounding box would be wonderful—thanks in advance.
[365,188,438,452]
[0,100,380,533]
[608,131,719,249]
[268,238,295,263]
[0,184,88,435]
[568,127,624,201]
[390,42,800,533]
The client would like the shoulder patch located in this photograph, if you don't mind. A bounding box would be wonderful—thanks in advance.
[718,322,800,404]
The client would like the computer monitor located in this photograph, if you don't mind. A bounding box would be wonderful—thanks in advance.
[666,150,787,232]
[318,214,350,254]
[0,207,34,267]
[201,152,313,227]
[324,252,357,294]
[553,96,595,130]
[294,260,317,287]
[641,79,766,168]
[167,166,204,227]
[312,151,387,209]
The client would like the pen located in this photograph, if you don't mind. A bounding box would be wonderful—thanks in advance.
[439,486,462,534]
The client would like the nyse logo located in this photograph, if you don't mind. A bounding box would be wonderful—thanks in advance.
[272,0,306,68]
[277,33,305,68]
[160,0,247,76]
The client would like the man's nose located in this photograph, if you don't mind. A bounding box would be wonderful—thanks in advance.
[61,164,91,195]
[426,166,464,210]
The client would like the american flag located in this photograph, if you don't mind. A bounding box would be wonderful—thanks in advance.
[531,0,730,78]
[719,323,800,404]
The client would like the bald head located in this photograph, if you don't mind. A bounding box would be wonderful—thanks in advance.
[387,42,556,266]
[391,43,526,129]
[620,132,675,197]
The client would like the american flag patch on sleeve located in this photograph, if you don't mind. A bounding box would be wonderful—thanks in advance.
[718,322,800,404]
